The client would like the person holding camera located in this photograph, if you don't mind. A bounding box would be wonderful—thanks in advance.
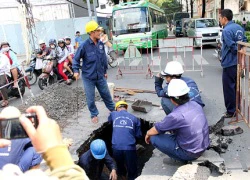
[0,106,89,179]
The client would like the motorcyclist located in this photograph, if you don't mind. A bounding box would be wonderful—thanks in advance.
[56,39,72,85]
[65,36,74,64]
[0,53,11,107]
[36,40,50,70]
[0,42,20,88]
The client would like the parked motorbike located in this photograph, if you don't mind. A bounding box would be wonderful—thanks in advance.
[38,56,58,90]
[0,70,26,100]
[25,53,42,85]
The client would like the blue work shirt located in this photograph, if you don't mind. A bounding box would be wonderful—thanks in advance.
[155,76,205,107]
[108,110,142,150]
[155,101,210,154]
[75,36,83,46]
[221,21,247,68]
[78,150,116,179]
[73,38,108,80]
[0,138,42,172]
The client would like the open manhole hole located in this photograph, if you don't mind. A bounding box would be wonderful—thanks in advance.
[77,118,155,179]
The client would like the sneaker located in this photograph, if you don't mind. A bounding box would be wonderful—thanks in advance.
[222,112,236,118]
[163,157,187,166]
[91,116,98,124]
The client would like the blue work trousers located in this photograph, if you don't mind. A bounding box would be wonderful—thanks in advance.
[150,134,201,162]
[112,149,137,180]
[222,65,237,115]
[18,147,42,172]
[82,76,115,118]
[161,97,176,115]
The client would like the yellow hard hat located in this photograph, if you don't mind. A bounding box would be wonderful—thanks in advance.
[85,20,99,33]
[115,101,128,110]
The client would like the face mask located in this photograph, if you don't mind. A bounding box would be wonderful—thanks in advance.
[1,47,10,52]
[50,45,55,49]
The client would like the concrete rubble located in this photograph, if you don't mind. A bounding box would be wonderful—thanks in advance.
[221,125,244,136]
[170,164,210,180]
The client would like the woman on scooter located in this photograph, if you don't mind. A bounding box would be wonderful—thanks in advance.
[0,42,20,88]
[0,53,11,107]
[57,39,72,85]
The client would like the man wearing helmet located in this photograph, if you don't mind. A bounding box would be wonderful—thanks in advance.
[36,40,50,70]
[146,79,209,163]
[108,101,142,179]
[78,139,117,180]
[73,20,115,123]
[0,42,20,88]
[155,61,204,115]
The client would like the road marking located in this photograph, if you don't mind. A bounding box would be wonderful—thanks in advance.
[193,54,209,65]
[172,55,184,65]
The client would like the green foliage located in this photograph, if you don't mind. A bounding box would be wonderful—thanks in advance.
[162,0,182,21]
[246,21,250,31]
[245,31,250,36]
[235,20,242,26]
[246,36,250,42]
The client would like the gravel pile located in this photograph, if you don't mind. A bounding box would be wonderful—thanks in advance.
[18,83,87,126]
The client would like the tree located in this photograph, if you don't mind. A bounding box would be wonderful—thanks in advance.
[221,0,224,10]
[186,0,188,12]
[202,0,205,17]
[190,0,193,18]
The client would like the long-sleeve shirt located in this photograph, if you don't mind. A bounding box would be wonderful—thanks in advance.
[108,110,142,150]
[155,76,205,107]
[0,54,11,77]
[221,20,247,68]
[78,150,116,180]
[67,44,75,55]
[3,50,19,69]
[73,38,108,80]
[155,101,209,154]
[56,47,69,64]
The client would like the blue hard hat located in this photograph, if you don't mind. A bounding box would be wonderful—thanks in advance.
[90,139,107,159]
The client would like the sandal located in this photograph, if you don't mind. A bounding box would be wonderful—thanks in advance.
[1,101,8,107]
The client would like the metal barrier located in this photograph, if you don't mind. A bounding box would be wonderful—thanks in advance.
[113,36,205,79]
[114,41,152,79]
[229,41,250,126]
[150,37,204,77]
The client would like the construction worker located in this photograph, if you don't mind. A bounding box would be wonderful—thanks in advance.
[146,79,209,163]
[108,101,142,180]
[73,20,115,123]
[155,61,204,115]
[219,9,247,118]
[78,139,117,180]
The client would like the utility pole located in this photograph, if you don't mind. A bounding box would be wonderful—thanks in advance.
[17,0,37,63]
[86,0,92,20]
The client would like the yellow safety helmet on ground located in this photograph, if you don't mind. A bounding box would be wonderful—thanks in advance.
[85,20,99,34]
[115,101,128,110]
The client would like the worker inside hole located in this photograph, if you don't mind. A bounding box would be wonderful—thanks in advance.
[78,139,117,180]
[108,101,142,180]
[146,79,209,164]
[154,61,204,115]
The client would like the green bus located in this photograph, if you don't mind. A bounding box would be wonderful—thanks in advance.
[111,0,168,50]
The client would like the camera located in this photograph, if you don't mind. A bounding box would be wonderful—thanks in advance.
[0,113,38,139]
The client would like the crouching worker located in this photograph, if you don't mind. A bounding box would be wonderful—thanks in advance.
[155,61,204,115]
[146,79,209,163]
[108,101,142,180]
[78,139,117,180]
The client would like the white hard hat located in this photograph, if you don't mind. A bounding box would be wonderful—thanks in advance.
[161,61,184,76]
[39,40,45,45]
[168,79,190,97]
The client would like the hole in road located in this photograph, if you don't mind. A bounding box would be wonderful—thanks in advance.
[77,118,155,179]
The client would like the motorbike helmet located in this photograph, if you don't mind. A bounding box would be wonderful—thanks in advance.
[49,39,57,46]
[64,36,71,41]
[0,41,10,49]
[58,38,65,44]
[90,139,107,159]
[168,79,190,97]
[39,40,45,45]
